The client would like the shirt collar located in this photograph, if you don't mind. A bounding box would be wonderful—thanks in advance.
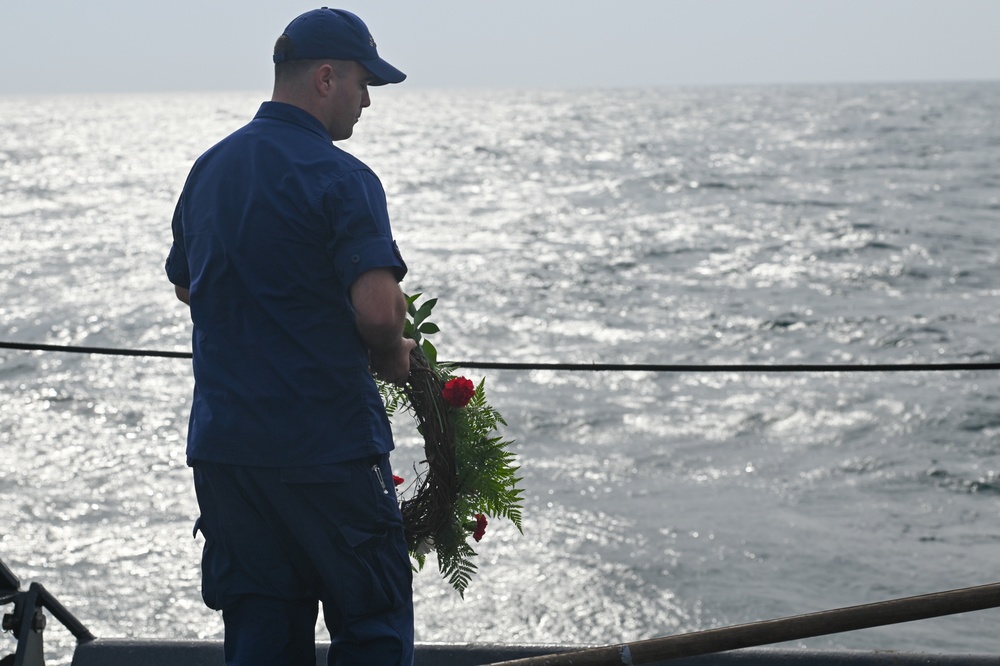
[254,101,331,141]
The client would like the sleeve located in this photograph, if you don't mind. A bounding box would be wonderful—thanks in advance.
[323,168,407,291]
[165,194,191,288]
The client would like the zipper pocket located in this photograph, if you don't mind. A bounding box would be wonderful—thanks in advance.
[372,464,389,495]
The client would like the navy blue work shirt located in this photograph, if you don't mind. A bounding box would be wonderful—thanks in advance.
[165,101,406,467]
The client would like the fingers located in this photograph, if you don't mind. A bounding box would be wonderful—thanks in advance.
[389,339,417,385]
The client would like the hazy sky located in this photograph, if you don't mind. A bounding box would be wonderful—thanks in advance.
[3,0,999,95]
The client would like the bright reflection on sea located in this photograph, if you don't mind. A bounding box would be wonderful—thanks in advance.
[3,83,1000,663]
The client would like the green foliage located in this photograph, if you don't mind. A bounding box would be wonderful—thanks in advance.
[403,292,438,366]
[453,380,523,531]
[380,382,408,418]
[378,293,524,596]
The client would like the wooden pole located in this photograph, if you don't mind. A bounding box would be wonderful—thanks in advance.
[488,581,1000,666]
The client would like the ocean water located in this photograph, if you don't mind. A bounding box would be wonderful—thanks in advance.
[2,82,1000,663]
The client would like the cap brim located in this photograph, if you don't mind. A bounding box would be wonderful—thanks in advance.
[361,57,406,86]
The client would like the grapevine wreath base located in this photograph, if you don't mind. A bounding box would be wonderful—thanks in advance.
[399,346,458,548]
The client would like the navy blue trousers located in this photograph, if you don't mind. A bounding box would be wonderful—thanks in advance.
[191,455,414,666]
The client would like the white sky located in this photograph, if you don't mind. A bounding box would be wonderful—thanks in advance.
[3,0,999,95]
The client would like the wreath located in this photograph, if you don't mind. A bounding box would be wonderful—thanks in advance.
[378,293,524,595]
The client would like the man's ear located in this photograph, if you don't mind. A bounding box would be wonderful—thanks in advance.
[315,63,335,96]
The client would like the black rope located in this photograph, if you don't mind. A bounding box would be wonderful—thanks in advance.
[457,360,1000,373]
[2,340,999,373]
[0,340,191,359]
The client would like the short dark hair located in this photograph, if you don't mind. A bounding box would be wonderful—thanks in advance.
[274,35,316,81]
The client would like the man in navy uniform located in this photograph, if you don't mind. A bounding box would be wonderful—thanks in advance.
[166,8,415,665]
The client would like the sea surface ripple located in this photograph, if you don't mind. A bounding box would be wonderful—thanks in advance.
[2,82,1000,662]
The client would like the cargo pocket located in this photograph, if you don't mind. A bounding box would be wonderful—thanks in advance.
[332,459,409,618]
[335,525,409,619]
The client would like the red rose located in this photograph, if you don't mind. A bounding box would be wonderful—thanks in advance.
[442,377,475,408]
[472,513,488,542]
[392,475,405,487]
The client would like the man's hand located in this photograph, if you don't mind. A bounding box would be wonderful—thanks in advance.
[351,269,414,385]
[371,337,416,385]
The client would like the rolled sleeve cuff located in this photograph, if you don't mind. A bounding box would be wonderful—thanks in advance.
[335,236,407,289]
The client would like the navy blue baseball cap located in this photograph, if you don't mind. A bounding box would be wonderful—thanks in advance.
[272,8,406,86]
